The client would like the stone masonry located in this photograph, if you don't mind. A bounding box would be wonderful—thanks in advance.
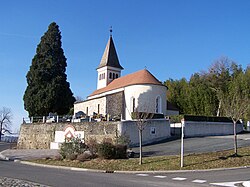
[17,121,119,149]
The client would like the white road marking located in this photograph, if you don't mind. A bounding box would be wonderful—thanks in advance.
[136,174,149,177]
[192,179,207,183]
[243,181,250,187]
[210,181,247,186]
[172,177,187,181]
[154,175,167,178]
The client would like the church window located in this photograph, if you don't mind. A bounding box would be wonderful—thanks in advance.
[131,97,136,113]
[155,96,161,113]
[97,104,100,114]
[86,107,88,116]
[103,73,105,79]
[99,74,101,80]
[109,72,112,79]
[113,73,115,79]
[116,74,118,78]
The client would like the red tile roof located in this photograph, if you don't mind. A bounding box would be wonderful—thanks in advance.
[89,69,164,97]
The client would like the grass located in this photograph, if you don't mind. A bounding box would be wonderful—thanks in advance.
[31,146,250,171]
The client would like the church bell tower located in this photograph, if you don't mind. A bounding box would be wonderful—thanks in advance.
[96,28,123,89]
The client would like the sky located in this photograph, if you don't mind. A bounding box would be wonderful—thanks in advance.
[0,0,250,131]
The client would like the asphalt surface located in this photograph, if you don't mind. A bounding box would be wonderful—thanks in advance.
[133,133,250,157]
[0,160,250,187]
[1,133,250,160]
[1,136,250,187]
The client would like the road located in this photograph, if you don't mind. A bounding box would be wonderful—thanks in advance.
[1,135,250,187]
[0,142,12,152]
[0,160,250,187]
[132,133,250,157]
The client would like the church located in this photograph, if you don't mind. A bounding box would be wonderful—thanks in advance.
[74,33,168,121]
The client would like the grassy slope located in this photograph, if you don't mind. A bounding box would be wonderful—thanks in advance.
[32,146,250,171]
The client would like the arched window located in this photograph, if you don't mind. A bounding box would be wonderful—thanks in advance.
[109,72,112,79]
[103,73,105,79]
[113,73,115,79]
[99,74,101,80]
[156,96,162,113]
[116,74,118,78]
[131,97,136,113]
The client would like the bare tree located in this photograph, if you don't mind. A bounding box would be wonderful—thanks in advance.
[0,107,12,141]
[132,110,154,165]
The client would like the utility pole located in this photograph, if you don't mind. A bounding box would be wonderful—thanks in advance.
[181,119,185,168]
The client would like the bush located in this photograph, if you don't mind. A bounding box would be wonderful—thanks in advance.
[97,142,128,159]
[85,137,98,156]
[60,137,87,159]
[54,155,63,161]
[115,135,130,146]
[67,153,77,161]
[76,151,93,162]
[115,144,127,159]
[97,142,116,159]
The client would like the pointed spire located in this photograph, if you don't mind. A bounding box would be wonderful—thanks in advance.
[97,29,123,70]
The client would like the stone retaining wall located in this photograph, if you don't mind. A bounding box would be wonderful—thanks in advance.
[17,122,119,149]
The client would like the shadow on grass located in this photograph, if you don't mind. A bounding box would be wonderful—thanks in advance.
[143,156,179,164]
[184,153,246,167]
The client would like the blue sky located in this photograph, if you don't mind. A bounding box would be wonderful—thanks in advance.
[0,0,250,131]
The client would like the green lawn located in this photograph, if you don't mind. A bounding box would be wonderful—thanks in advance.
[32,146,250,171]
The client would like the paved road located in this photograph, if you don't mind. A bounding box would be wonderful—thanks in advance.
[132,133,250,157]
[1,134,250,160]
[0,142,12,152]
[0,160,250,187]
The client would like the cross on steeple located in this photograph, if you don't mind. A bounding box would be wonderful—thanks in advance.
[110,26,113,37]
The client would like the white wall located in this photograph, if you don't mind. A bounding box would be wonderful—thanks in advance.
[97,66,122,89]
[74,97,106,116]
[118,119,170,146]
[124,84,167,120]
[184,121,243,137]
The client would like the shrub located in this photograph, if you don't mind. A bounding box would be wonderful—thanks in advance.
[97,142,128,159]
[115,135,130,146]
[102,137,113,144]
[54,155,63,161]
[115,144,127,159]
[60,137,87,159]
[85,137,98,156]
[67,153,77,161]
[97,142,116,159]
[76,151,93,162]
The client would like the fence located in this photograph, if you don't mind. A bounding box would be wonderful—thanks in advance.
[22,115,74,124]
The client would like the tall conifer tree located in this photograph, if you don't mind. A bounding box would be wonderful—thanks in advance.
[24,22,75,116]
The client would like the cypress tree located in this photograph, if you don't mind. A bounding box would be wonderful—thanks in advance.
[23,22,75,116]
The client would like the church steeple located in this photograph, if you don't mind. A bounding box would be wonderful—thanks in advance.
[96,30,123,89]
[97,34,123,70]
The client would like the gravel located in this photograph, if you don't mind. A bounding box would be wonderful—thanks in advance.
[0,177,50,187]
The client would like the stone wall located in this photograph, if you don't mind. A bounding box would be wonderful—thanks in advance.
[106,91,124,119]
[17,121,119,149]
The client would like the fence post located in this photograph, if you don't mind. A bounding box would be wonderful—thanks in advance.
[57,116,59,123]
[31,117,33,123]
[43,116,45,123]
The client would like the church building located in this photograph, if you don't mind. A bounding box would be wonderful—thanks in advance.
[74,33,167,121]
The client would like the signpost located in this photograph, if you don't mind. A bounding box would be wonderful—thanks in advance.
[181,120,185,168]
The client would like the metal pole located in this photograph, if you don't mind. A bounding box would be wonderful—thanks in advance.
[181,121,184,168]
